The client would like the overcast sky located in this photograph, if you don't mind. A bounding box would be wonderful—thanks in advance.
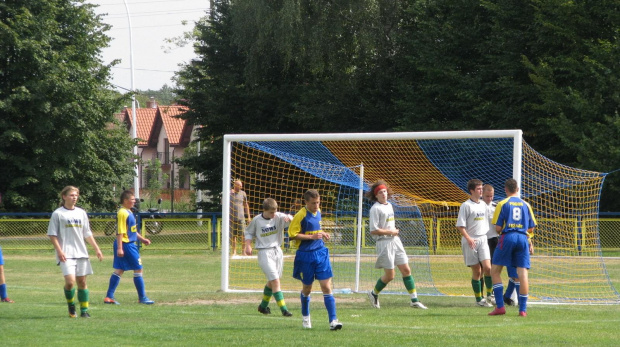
[85,0,210,92]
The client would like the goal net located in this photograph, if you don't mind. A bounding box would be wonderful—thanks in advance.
[222,130,619,304]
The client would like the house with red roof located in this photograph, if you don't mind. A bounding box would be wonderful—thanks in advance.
[121,98,195,199]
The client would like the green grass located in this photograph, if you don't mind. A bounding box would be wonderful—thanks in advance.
[2,251,619,346]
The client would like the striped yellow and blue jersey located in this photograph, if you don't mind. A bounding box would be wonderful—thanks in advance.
[288,207,324,252]
[117,207,138,243]
[492,196,537,239]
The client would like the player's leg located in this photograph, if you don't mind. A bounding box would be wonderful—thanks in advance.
[105,241,124,304]
[268,248,291,316]
[301,282,313,328]
[513,234,531,316]
[398,262,426,308]
[516,267,529,316]
[60,259,78,318]
[368,240,392,308]
[76,259,93,317]
[480,259,494,303]
[470,263,486,305]
[0,264,12,303]
[488,263,506,315]
[76,275,90,317]
[316,248,341,330]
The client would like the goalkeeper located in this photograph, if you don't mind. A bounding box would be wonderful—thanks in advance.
[244,198,294,317]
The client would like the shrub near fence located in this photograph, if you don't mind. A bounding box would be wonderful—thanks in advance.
[1,212,620,255]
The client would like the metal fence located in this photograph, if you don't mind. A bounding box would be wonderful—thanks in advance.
[1,212,620,254]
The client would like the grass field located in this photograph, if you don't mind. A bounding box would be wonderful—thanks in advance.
[1,250,619,346]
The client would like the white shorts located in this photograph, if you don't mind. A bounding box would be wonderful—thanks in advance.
[461,236,491,266]
[257,247,283,281]
[374,237,409,269]
[60,258,93,277]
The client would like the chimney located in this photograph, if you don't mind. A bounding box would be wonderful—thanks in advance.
[146,97,157,109]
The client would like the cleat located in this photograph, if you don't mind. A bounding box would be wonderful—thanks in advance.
[257,305,271,315]
[519,311,527,317]
[329,319,343,331]
[488,307,506,316]
[138,297,155,305]
[80,312,91,318]
[68,303,77,318]
[282,310,293,317]
[1,298,14,303]
[302,315,312,329]
[476,300,493,307]
[410,301,428,309]
[504,297,515,306]
[104,297,120,305]
[367,291,380,309]
[486,295,496,305]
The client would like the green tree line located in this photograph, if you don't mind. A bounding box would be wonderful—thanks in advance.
[175,0,620,211]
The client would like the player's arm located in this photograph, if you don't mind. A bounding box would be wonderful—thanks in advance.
[243,217,256,255]
[116,210,127,257]
[244,196,251,223]
[136,233,151,246]
[456,205,476,248]
[48,236,66,263]
[85,235,103,261]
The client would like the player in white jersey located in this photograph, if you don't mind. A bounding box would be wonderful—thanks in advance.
[456,179,492,307]
[244,198,293,317]
[47,186,103,318]
[366,180,427,310]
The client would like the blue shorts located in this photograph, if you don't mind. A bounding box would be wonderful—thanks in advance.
[0,246,4,266]
[113,241,143,271]
[293,247,333,285]
[492,232,530,270]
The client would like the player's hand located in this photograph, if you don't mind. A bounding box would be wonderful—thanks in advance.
[58,251,66,263]
[96,249,104,261]
[320,232,330,240]
[244,245,252,255]
[391,229,400,236]
[468,237,477,250]
[529,242,534,255]
[142,238,151,246]
[117,249,124,257]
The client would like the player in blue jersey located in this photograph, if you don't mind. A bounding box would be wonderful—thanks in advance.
[289,189,342,331]
[0,245,13,303]
[488,179,536,317]
[104,190,154,305]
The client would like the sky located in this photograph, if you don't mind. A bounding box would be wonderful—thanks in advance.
[84,0,210,92]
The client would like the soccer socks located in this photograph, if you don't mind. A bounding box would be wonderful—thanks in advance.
[78,289,89,313]
[373,278,388,295]
[133,273,147,299]
[106,272,121,298]
[403,275,420,302]
[260,286,273,309]
[64,287,76,305]
[0,283,8,300]
[471,279,483,301]
[273,291,288,313]
[519,293,528,313]
[492,283,505,309]
[300,293,311,317]
[484,276,493,297]
[323,293,337,323]
[504,278,516,301]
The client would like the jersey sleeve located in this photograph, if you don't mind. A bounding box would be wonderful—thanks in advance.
[81,210,93,239]
[46,211,59,236]
[117,209,129,236]
[455,203,468,228]
[525,201,537,239]
[288,209,305,239]
[244,216,257,241]
[368,205,380,232]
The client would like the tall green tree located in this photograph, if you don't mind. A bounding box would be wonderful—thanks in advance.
[396,0,620,210]
[176,0,404,210]
[0,0,135,212]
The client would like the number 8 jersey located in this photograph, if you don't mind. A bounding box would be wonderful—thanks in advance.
[492,196,537,238]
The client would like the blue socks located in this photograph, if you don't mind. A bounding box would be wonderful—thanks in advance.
[106,273,121,298]
[300,293,311,316]
[323,294,337,322]
[133,273,146,299]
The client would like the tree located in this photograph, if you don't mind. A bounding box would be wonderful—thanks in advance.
[0,0,135,212]
[396,0,620,210]
[175,0,405,210]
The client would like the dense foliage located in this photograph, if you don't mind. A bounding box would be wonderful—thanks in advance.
[0,0,135,212]
[166,1,620,211]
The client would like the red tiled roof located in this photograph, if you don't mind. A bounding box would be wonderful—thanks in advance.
[123,107,158,146]
[157,105,191,146]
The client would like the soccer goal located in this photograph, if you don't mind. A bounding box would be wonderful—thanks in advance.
[221,130,620,304]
